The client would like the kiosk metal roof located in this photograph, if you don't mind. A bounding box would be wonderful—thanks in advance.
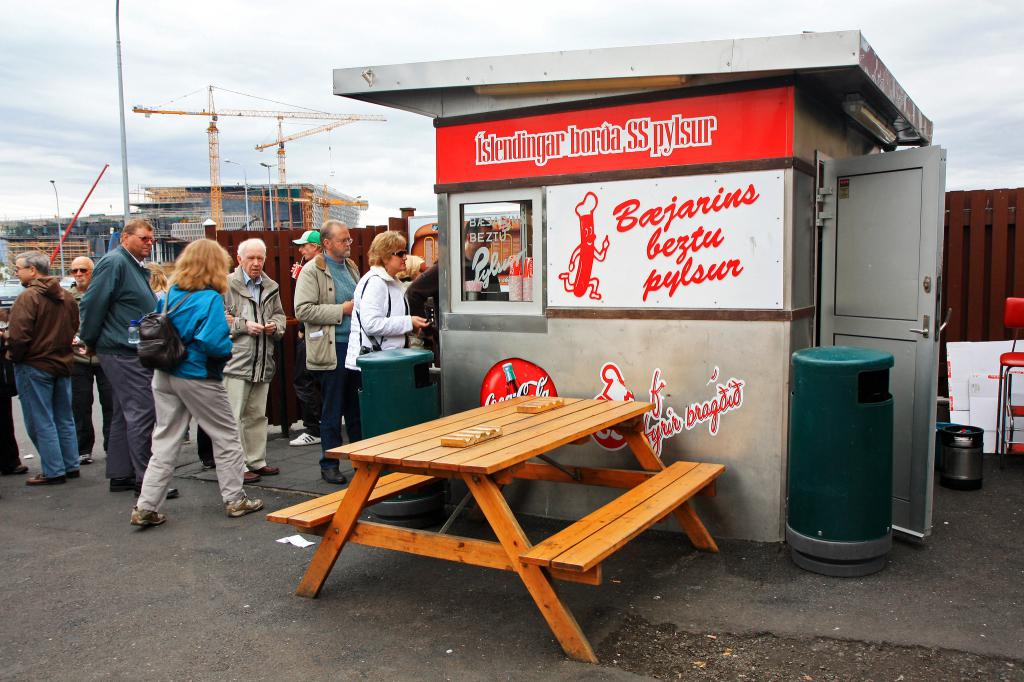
[333,30,930,145]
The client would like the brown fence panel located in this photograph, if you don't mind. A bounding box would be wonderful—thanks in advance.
[207,228,305,429]
[939,188,1022,397]
[203,225,402,428]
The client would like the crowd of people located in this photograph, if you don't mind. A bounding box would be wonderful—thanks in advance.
[0,218,435,527]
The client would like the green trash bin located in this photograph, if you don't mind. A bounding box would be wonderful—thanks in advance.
[786,346,894,577]
[356,348,444,528]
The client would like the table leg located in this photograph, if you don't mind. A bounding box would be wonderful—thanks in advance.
[296,461,384,599]
[622,430,718,553]
[464,473,597,664]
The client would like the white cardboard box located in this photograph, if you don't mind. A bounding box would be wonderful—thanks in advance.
[969,396,998,432]
[946,342,974,380]
[968,373,998,399]
[946,341,1014,385]
[968,372,1024,402]
[948,380,970,412]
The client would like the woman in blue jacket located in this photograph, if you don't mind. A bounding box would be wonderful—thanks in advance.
[132,239,263,527]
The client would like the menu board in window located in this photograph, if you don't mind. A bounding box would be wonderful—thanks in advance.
[459,201,535,302]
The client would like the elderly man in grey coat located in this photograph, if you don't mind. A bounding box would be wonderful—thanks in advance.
[224,238,286,477]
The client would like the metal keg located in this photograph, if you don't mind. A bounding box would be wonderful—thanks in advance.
[939,425,983,490]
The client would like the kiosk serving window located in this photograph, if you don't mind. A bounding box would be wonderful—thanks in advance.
[448,188,543,316]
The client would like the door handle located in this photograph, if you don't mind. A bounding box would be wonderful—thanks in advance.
[939,307,952,333]
[909,314,930,338]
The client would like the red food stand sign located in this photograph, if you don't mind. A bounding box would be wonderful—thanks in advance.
[436,86,794,185]
[480,358,558,406]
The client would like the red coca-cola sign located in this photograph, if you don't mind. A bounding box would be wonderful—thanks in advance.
[436,86,794,185]
[480,358,558,406]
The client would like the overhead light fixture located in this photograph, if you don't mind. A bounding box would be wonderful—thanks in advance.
[475,75,687,97]
[842,95,897,147]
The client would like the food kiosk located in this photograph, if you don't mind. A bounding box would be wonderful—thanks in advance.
[332,30,945,542]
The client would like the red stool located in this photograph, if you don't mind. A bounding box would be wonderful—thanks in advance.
[996,297,1024,467]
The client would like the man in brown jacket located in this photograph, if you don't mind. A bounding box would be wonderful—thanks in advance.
[6,251,81,485]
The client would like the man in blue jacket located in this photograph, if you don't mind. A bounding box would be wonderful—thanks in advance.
[79,219,177,499]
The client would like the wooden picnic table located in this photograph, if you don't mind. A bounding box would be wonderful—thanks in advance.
[268,396,724,663]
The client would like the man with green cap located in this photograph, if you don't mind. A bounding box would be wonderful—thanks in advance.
[289,229,323,446]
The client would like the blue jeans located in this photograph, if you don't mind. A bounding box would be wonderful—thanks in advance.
[316,342,362,469]
[15,364,79,478]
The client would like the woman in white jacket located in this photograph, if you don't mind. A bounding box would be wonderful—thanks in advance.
[345,232,430,371]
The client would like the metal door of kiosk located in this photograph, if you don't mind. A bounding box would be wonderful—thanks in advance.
[819,145,947,539]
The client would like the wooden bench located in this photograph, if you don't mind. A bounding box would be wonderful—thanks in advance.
[520,461,724,573]
[267,472,436,534]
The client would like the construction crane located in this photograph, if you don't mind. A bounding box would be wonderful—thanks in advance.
[133,85,385,229]
[255,120,358,185]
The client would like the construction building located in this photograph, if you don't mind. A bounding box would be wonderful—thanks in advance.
[0,183,365,267]
[0,213,120,275]
[129,183,363,261]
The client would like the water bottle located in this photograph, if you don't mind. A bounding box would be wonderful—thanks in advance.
[128,320,140,345]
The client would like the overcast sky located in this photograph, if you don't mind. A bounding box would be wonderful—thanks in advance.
[1,0,1021,227]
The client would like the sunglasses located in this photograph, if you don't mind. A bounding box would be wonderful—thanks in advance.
[392,250,408,258]
[70,268,90,274]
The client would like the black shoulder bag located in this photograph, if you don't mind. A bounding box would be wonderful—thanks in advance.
[137,292,194,371]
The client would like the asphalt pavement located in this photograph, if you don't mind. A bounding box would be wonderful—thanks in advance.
[1,400,1022,681]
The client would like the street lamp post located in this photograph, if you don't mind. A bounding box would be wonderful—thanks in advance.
[48,180,66,279]
[259,162,275,230]
[222,157,247,227]
[115,0,131,223]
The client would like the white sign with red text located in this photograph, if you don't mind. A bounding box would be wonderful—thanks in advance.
[546,171,784,309]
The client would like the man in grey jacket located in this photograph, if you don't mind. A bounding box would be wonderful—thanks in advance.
[224,238,286,477]
[294,220,361,485]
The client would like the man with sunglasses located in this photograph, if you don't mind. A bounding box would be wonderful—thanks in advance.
[80,219,177,499]
[68,256,113,467]
[294,220,361,485]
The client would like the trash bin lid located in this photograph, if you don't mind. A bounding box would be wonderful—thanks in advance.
[356,347,434,369]
[792,346,894,373]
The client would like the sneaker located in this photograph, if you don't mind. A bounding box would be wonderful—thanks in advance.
[130,507,167,527]
[289,432,321,447]
[225,496,264,518]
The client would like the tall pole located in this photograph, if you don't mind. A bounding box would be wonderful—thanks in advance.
[49,180,66,278]
[115,0,130,223]
[260,162,275,230]
[225,160,250,228]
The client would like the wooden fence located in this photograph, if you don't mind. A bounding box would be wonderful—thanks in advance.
[208,224,400,429]
[940,188,1024,395]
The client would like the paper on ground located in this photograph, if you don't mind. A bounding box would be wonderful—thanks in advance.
[277,534,316,548]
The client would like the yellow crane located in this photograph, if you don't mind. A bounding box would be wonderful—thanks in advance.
[133,86,385,229]
[255,120,361,185]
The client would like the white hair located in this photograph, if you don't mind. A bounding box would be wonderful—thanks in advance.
[237,238,267,259]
